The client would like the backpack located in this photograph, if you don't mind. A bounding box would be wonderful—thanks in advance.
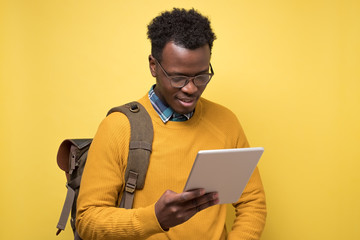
[56,102,153,239]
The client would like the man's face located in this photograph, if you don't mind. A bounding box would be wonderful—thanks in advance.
[149,42,211,115]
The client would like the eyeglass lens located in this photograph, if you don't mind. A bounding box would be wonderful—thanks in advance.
[170,75,211,88]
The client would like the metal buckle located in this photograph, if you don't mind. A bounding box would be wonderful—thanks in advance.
[125,182,136,193]
[125,171,138,193]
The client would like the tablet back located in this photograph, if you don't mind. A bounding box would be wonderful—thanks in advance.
[183,147,264,204]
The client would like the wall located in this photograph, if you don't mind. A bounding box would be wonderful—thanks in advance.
[1,0,359,239]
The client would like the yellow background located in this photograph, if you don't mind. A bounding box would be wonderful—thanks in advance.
[1,0,359,239]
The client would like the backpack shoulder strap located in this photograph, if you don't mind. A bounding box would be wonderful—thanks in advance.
[107,101,153,209]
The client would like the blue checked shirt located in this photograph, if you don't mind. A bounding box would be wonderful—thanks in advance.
[148,85,194,123]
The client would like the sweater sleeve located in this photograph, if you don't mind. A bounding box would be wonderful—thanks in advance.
[75,113,164,240]
[227,124,267,240]
[228,167,267,240]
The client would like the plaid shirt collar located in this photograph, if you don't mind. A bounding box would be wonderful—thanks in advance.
[148,85,194,123]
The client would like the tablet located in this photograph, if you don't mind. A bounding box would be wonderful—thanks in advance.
[183,147,264,204]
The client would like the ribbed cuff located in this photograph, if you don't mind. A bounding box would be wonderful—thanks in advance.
[136,203,168,237]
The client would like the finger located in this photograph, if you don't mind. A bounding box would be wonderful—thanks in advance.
[176,193,218,225]
[195,192,219,206]
[179,191,218,212]
[179,188,205,203]
[179,193,218,216]
[195,193,219,212]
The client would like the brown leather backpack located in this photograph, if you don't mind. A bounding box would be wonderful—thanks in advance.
[56,102,153,239]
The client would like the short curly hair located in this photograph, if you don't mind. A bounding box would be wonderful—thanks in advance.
[147,8,216,61]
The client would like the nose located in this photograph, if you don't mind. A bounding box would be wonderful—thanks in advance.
[181,78,198,95]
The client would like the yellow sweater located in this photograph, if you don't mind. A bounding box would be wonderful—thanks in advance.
[76,95,266,240]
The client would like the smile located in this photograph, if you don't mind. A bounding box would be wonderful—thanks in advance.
[177,97,197,108]
[178,98,195,103]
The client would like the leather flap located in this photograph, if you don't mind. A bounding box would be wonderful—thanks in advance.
[57,139,92,172]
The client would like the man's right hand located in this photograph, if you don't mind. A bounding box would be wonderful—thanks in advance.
[154,189,219,230]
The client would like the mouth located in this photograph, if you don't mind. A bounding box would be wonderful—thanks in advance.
[177,97,196,107]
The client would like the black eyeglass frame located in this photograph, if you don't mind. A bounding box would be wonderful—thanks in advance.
[154,58,214,89]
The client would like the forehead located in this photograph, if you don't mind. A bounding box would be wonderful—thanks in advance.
[160,42,211,72]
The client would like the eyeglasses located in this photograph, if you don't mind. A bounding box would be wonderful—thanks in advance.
[154,58,214,89]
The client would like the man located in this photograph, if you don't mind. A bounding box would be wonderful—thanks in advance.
[76,8,266,240]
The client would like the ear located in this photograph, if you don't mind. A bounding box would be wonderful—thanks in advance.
[148,55,157,77]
